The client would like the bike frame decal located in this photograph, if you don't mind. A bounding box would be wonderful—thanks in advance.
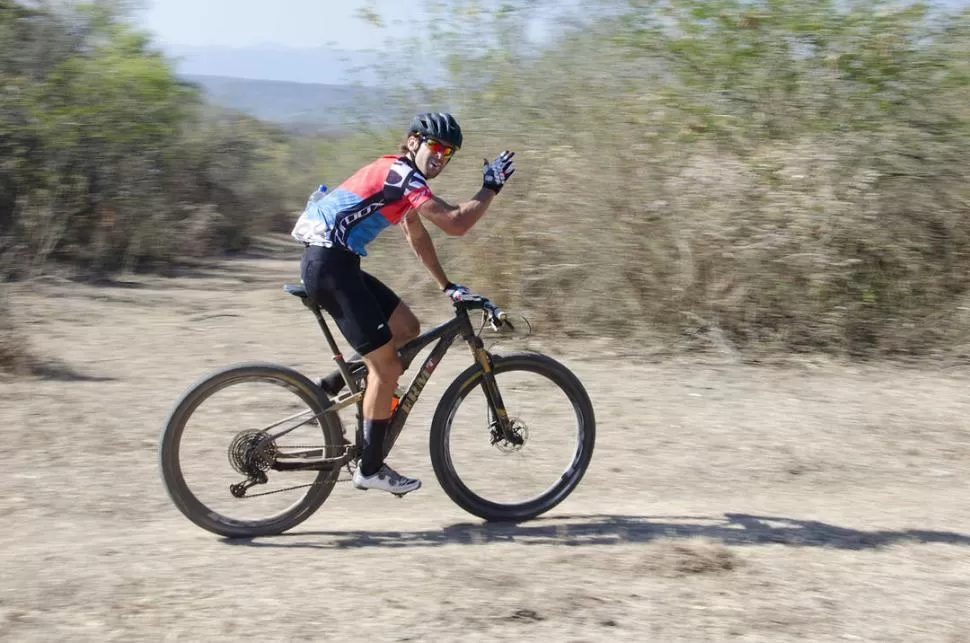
[382,319,462,457]
[400,351,442,414]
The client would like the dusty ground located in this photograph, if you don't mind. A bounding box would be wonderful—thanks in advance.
[3,237,970,642]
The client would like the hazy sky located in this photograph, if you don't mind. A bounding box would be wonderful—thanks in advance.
[134,0,416,50]
[136,0,969,50]
[133,0,967,83]
[132,0,567,82]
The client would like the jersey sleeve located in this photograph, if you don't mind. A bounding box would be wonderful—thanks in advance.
[382,160,434,225]
[402,170,433,209]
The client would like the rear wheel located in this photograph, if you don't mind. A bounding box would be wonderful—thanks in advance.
[429,352,595,522]
[159,363,346,538]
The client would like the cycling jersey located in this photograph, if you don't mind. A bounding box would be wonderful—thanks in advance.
[291,155,433,256]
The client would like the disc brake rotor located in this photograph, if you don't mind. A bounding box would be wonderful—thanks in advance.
[490,418,529,454]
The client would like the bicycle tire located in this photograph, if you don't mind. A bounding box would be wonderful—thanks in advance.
[429,352,595,522]
[159,362,344,538]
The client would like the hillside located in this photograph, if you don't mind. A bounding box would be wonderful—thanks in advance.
[181,74,394,131]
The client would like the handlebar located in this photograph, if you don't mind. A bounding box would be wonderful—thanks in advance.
[483,300,511,331]
[454,295,513,331]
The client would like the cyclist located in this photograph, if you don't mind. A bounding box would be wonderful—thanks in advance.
[290,112,516,496]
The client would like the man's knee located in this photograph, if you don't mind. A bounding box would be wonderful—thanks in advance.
[378,356,403,383]
[366,346,402,384]
[391,303,420,342]
[401,315,420,341]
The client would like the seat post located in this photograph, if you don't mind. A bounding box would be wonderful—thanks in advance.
[307,301,361,395]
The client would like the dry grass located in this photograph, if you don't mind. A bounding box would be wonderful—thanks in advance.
[334,2,970,358]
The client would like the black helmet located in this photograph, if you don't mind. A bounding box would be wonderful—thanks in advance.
[408,112,463,149]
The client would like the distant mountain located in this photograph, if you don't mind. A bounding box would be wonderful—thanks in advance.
[181,73,386,131]
[160,44,379,86]
[161,44,445,132]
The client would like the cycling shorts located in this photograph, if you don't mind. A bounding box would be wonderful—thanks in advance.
[300,244,399,356]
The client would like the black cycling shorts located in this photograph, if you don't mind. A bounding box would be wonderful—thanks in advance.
[300,245,400,356]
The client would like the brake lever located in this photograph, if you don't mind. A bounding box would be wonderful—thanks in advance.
[495,312,515,332]
[483,304,514,332]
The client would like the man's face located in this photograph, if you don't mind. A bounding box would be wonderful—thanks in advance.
[410,134,456,178]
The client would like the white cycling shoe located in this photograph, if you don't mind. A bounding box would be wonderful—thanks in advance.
[352,464,422,496]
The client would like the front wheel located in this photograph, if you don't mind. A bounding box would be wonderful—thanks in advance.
[429,352,595,522]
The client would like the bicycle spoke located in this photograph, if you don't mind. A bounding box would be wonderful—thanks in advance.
[161,366,343,536]
[447,368,581,504]
[429,352,595,522]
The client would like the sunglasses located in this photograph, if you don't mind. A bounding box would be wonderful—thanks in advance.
[422,137,457,159]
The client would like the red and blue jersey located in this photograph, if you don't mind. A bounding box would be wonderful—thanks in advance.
[291,155,434,256]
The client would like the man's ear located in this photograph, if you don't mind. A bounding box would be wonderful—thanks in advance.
[407,135,420,154]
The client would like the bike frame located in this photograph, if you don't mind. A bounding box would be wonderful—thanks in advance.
[305,296,513,462]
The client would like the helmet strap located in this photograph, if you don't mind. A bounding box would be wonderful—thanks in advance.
[404,134,420,163]
[405,132,424,167]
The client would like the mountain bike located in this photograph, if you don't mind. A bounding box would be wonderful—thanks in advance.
[158,282,596,538]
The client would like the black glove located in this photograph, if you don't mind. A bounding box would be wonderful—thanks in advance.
[482,150,516,194]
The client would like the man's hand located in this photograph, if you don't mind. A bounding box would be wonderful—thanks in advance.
[443,282,472,302]
[482,150,516,194]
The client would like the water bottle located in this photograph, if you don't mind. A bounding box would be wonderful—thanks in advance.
[390,385,405,414]
[306,183,328,207]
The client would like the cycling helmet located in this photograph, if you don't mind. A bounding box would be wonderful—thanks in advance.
[408,112,463,150]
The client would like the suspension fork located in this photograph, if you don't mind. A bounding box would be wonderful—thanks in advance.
[468,336,514,435]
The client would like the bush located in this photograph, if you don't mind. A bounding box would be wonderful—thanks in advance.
[0,2,298,274]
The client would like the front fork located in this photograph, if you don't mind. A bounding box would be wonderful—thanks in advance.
[470,340,514,437]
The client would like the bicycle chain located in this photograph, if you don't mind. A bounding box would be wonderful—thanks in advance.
[234,446,357,499]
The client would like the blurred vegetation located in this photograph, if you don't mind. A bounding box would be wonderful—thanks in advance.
[0,0,306,275]
[2,0,970,370]
[0,0,310,371]
[375,0,970,358]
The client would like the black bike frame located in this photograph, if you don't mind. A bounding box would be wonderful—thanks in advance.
[266,290,515,474]
[307,298,513,460]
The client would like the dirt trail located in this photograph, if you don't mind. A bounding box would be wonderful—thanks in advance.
[3,239,970,641]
